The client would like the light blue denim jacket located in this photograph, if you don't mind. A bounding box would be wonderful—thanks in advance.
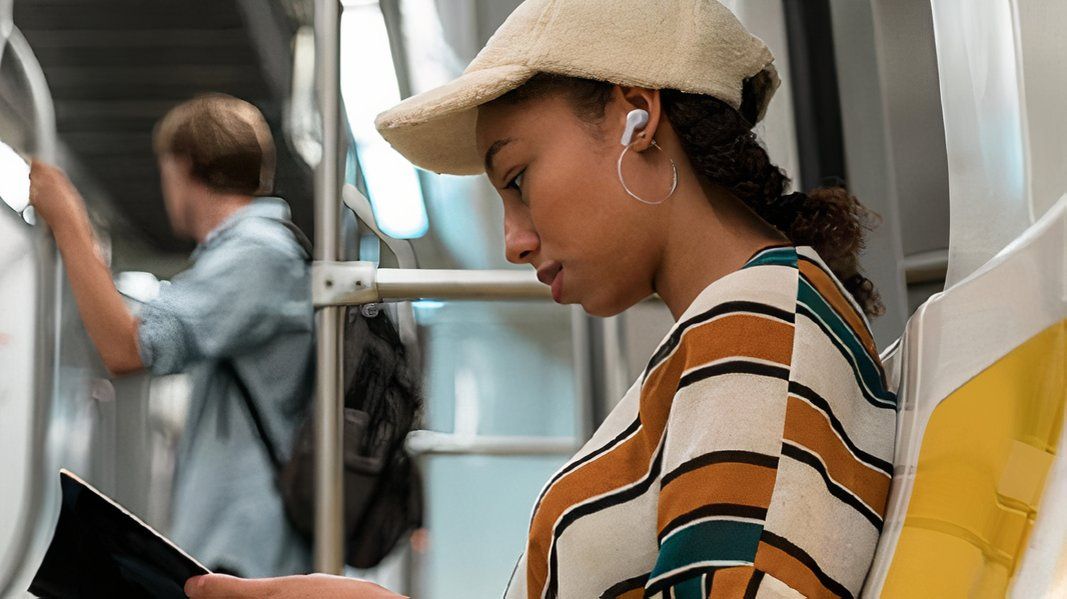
[138,198,313,577]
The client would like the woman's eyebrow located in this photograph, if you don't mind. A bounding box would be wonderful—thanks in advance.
[483,138,514,175]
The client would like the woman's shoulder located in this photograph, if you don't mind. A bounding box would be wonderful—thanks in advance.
[645,251,802,390]
[652,245,883,387]
[675,245,802,329]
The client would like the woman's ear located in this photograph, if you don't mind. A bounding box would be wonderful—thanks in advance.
[613,86,662,152]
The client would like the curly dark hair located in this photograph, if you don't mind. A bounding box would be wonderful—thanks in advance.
[494,73,885,317]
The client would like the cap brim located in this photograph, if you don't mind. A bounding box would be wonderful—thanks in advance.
[375,64,537,176]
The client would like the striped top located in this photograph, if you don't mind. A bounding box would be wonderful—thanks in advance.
[503,246,897,599]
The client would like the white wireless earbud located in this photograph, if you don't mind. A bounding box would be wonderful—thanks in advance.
[620,109,649,146]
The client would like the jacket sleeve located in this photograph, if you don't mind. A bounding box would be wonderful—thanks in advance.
[138,238,310,376]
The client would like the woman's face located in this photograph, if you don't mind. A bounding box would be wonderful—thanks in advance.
[476,90,669,317]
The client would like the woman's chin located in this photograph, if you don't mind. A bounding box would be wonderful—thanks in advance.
[578,296,630,319]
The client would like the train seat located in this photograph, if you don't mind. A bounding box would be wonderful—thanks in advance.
[863,194,1067,597]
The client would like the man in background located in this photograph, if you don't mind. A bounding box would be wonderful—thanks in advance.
[29,94,313,577]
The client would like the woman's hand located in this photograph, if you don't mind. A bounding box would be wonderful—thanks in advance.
[184,573,408,599]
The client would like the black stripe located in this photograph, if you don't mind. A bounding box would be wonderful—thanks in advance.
[646,565,734,597]
[598,572,650,599]
[743,569,765,599]
[744,243,797,265]
[545,438,667,598]
[761,531,855,599]
[795,304,896,410]
[788,380,894,475]
[797,254,871,337]
[780,443,883,530]
[678,360,791,391]
[643,301,796,380]
[797,262,897,404]
[799,271,885,384]
[532,416,642,515]
[659,504,769,544]
[704,570,714,597]
[661,450,779,487]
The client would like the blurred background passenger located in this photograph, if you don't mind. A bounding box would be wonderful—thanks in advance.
[28,94,314,577]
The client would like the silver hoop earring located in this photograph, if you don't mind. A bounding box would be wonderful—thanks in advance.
[616,139,678,206]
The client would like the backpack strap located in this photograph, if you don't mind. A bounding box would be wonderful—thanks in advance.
[244,215,314,262]
[272,219,314,261]
[220,359,283,472]
[216,216,308,471]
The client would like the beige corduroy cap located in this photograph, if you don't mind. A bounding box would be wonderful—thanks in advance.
[375,0,778,176]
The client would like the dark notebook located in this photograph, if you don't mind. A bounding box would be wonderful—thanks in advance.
[29,470,210,598]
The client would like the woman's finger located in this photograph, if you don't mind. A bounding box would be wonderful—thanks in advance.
[184,574,274,598]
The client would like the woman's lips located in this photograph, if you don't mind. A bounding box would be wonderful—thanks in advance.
[536,261,564,303]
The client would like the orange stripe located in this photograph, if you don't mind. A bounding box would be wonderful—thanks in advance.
[783,396,891,514]
[675,313,795,372]
[525,313,793,597]
[798,260,878,362]
[657,462,778,532]
[708,566,758,599]
[617,588,644,599]
[755,541,840,599]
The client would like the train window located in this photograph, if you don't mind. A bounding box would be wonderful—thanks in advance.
[410,300,582,597]
[340,0,429,240]
[0,140,29,213]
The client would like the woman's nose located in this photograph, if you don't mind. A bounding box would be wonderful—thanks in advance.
[503,203,539,264]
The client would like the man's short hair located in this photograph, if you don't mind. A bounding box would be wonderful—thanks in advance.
[153,94,276,196]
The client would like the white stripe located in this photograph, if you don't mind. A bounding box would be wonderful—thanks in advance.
[781,440,882,519]
[763,459,882,593]
[647,560,754,588]
[678,355,790,380]
[662,376,788,475]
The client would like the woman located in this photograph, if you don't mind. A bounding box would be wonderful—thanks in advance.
[187,0,895,597]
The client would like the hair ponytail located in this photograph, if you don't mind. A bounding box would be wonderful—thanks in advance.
[661,75,885,317]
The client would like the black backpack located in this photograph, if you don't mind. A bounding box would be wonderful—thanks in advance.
[222,219,424,569]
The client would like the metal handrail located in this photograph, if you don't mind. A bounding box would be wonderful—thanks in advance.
[902,248,949,285]
[312,261,551,307]
[0,0,11,68]
[406,431,580,457]
[0,22,59,598]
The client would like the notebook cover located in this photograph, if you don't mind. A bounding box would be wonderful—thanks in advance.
[28,469,210,598]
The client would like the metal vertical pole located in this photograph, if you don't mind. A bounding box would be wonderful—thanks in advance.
[0,24,61,597]
[313,0,345,574]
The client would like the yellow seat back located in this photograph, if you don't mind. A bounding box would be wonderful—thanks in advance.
[864,196,1067,597]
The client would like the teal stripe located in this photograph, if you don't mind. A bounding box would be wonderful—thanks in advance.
[650,519,760,580]
[743,246,797,269]
[674,575,705,599]
[797,278,894,407]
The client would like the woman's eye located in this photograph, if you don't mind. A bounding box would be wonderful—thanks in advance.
[506,170,525,194]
